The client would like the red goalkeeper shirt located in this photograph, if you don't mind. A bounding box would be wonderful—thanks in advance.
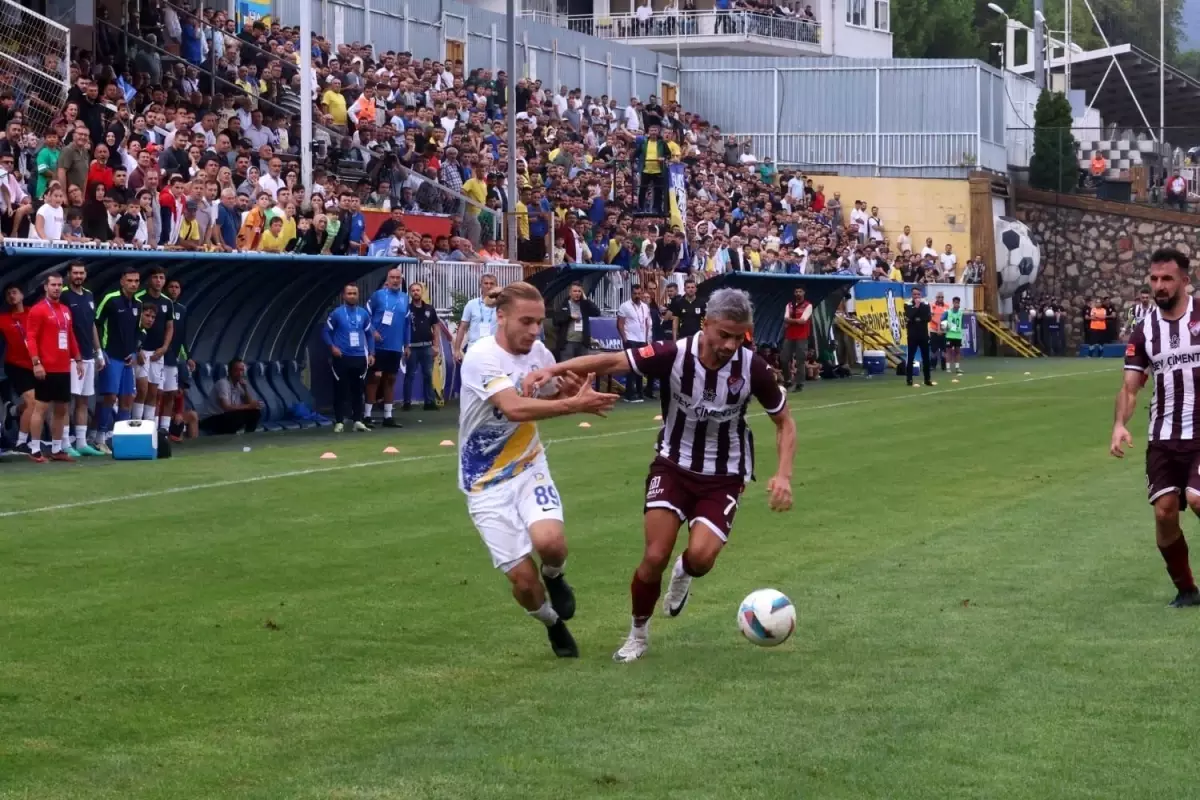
[24,299,80,373]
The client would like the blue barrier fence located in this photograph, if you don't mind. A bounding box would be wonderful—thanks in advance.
[0,249,861,430]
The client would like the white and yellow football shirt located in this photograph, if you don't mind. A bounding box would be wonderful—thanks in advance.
[457,335,557,493]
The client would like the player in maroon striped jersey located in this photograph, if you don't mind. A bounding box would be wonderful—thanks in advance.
[526,288,797,661]
[1112,247,1200,607]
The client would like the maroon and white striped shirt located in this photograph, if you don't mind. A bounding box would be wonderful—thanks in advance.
[625,335,786,479]
[1125,297,1200,441]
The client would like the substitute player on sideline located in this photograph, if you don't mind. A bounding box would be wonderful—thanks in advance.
[61,261,105,456]
[24,273,84,463]
[133,268,175,427]
[524,288,796,662]
[96,268,142,447]
[1112,247,1200,607]
[458,281,618,658]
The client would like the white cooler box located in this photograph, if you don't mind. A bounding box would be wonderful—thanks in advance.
[111,420,158,460]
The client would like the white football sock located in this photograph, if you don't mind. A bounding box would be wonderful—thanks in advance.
[159,415,170,430]
[61,433,71,451]
[383,403,393,418]
[75,425,87,446]
[28,438,40,453]
[142,405,156,421]
[541,562,564,579]
[672,554,687,578]
[131,402,144,419]
[51,438,62,454]
[528,600,559,626]
[364,403,373,418]
[16,432,27,446]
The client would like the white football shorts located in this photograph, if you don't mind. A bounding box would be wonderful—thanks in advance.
[466,460,564,572]
[135,351,165,386]
[70,358,95,397]
[162,365,179,392]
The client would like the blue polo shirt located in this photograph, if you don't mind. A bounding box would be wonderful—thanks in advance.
[366,287,411,352]
[460,297,497,347]
[61,287,96,360]
[216,203,239,248]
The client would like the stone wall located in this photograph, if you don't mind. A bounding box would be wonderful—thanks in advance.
[1013,188,1200,346]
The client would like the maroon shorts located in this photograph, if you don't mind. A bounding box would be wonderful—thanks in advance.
[1145,441,1200,504]
[643,456,746,541]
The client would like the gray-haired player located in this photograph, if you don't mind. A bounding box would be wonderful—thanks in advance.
[525,288,797,662]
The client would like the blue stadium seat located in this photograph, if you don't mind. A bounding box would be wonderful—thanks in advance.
[287,360,330,426]
[249,362,285,431]
[269,360,313,428]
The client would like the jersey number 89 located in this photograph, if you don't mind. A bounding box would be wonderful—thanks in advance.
[533,485,560,508]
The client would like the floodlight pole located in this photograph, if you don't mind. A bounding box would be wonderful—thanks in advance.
[300,0,313,201]
[1033,0,1045,89]
[1160,0,1166,143]
[506,0,519,262]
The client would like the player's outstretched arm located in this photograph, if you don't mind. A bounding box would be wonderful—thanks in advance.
[766,405,796,512]
[524,352,631,396]
[1111,368,1145,458]
[489,375,619,423]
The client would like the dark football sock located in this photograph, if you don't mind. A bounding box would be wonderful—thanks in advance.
[1159,534,1198,594]
[631,573,662,625]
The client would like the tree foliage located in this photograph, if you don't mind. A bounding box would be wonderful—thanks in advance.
[892,0,1187,66]
[1029,89,1079,192]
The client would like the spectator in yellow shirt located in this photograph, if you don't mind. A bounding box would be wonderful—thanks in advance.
[322,77,348,127]
[260,215,288,253]
[174,200,204,251]
[462,171,488,217]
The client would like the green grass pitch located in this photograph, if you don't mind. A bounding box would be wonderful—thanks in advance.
[2,359,1195,799]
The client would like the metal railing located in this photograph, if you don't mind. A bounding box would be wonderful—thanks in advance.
[521,9,821,46]
[399,261,524,314]
[730,132,982,171]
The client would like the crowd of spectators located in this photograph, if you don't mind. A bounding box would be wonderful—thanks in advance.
[598,0,820,43]
[0,0,974,287]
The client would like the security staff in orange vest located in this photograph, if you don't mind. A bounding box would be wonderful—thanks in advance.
[349,84,378,127]
[928,291,949,372]
[1087,298,1108,357]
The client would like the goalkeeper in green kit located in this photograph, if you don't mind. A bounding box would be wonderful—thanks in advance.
[944,296,964,374]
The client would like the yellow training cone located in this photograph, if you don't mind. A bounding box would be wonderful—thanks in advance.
[320,452,337,460]
[579,421,592,428]
[654,414,663,421]
[986,375,994,380]
[382,446,399,454]
[1023,371,1032,376]
[440,439,455,447]
[951,378,960,384]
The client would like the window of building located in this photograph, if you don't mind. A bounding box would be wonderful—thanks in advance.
[846,0,867,27]
[874,0,889,31]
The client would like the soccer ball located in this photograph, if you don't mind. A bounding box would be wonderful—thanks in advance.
[994,216,1041,312]
[940,318,950,331]
[737,589,796,647]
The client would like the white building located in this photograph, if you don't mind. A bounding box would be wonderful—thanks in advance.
[509,0,893,58]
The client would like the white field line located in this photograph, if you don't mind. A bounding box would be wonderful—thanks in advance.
[0,367,1112,519]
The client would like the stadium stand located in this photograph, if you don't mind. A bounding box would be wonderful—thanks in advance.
[0,1,983,443]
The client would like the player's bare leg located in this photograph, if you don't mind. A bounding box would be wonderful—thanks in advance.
[663,522,726,618]
[1155,492,1200,607]
[615,509,682,663]
[529,520,575,620]
[507,521,577,657]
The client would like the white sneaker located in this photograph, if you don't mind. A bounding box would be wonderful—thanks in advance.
[612,624,649,663]
[333,422,345,433]
[662,556,692,617]
[353,421,369,432]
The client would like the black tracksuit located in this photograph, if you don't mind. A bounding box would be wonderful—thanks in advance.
[905,300,932,384]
